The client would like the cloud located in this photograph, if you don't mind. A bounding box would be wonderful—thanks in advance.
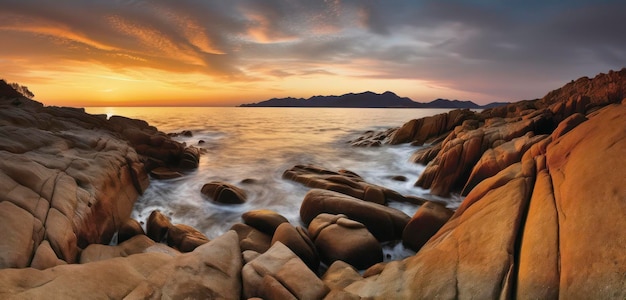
[0,0,625,104]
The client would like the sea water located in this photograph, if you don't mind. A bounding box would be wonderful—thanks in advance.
[85,107,463,260]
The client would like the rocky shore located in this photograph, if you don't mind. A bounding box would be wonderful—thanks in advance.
[0,69,625,299]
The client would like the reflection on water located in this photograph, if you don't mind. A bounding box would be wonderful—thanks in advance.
[86,107,462,260]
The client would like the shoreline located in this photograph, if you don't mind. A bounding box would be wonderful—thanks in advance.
[0,69,625,298]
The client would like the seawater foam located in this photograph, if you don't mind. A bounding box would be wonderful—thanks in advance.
[89,107,457,259]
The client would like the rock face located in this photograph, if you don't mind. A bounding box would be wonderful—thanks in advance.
[0,95,198,268]
[333,102,626,299]
[0,231,241,299]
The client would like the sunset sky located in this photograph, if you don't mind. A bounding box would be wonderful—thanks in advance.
[1,0,624,107]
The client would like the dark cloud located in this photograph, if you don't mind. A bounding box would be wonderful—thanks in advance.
[0,0,624,103]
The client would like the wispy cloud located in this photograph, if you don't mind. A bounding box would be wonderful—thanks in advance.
[0,0,624,105]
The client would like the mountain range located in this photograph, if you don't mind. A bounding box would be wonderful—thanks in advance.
[239,91,508,109]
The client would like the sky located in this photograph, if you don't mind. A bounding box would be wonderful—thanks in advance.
[0,0,625,107]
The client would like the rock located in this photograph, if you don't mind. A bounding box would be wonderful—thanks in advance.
[125,231,242,299]
[146,210,172,242]
[389,109,476,145]
[322,261,363,297]
[284,164,410,205]
[550,112,587,140]
[80,234,160,263]
[410,143,442,165]
[271,223,319,271]
[0,97,197,267]
[201,181,247,204]
[117,218,145,244]
[0,224,238,300]
[300,189,410,242]
[416,109,553,196]
[242,242,329,299]
[461,132,548,195]
[349,128,395,147]
[230,223,272,253]
[389,175,407,182]
[149,167,183,179]
[308,214,382,270]
[242,209,289,235]
[178,146,201,169]
[521,104,626,298]
[166,224,210,252]
[401,201,454,251]
[30,240,67,270]
[0,201,38,268]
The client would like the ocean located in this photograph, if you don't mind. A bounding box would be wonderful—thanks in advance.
[85,107,463,260]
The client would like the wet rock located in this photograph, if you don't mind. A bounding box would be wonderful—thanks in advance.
[149,167,183,179]
[301,189,410,242]
[146,210,172,243]
[284,164,409,205]
[410,143,442,165]
[117,218,145,243]
[201,181,247,204]
[242,242,329,299]
[308,213,382,270]
[401,201,453,251]
[230,223,272,253]
[166,224,210,252]
[242,209,289,235]
[389,175,407,182]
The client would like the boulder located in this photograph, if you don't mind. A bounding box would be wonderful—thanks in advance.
[230,223,272,253]
[284,164,409,205]
[242,242,329,299]
[146,210,172,242]
[308,214,382,270]
[117,218,145,243]
[30,240,66,270]
[201,181,247,204]
[242,209,289,235]
[166,224,210,252]
[401,201,454,251]
[271,223,319,271]
[410,143,442,165]
[300,189,410,242]
[149,167,183,180]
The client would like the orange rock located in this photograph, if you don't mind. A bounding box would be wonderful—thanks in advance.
[401,201,453,251]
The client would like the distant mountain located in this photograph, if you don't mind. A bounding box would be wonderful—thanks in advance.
[239,91,506,109]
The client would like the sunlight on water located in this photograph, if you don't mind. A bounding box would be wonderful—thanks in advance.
[86,107,461,260]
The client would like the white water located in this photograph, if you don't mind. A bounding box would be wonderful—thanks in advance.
[86,107,463,260]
